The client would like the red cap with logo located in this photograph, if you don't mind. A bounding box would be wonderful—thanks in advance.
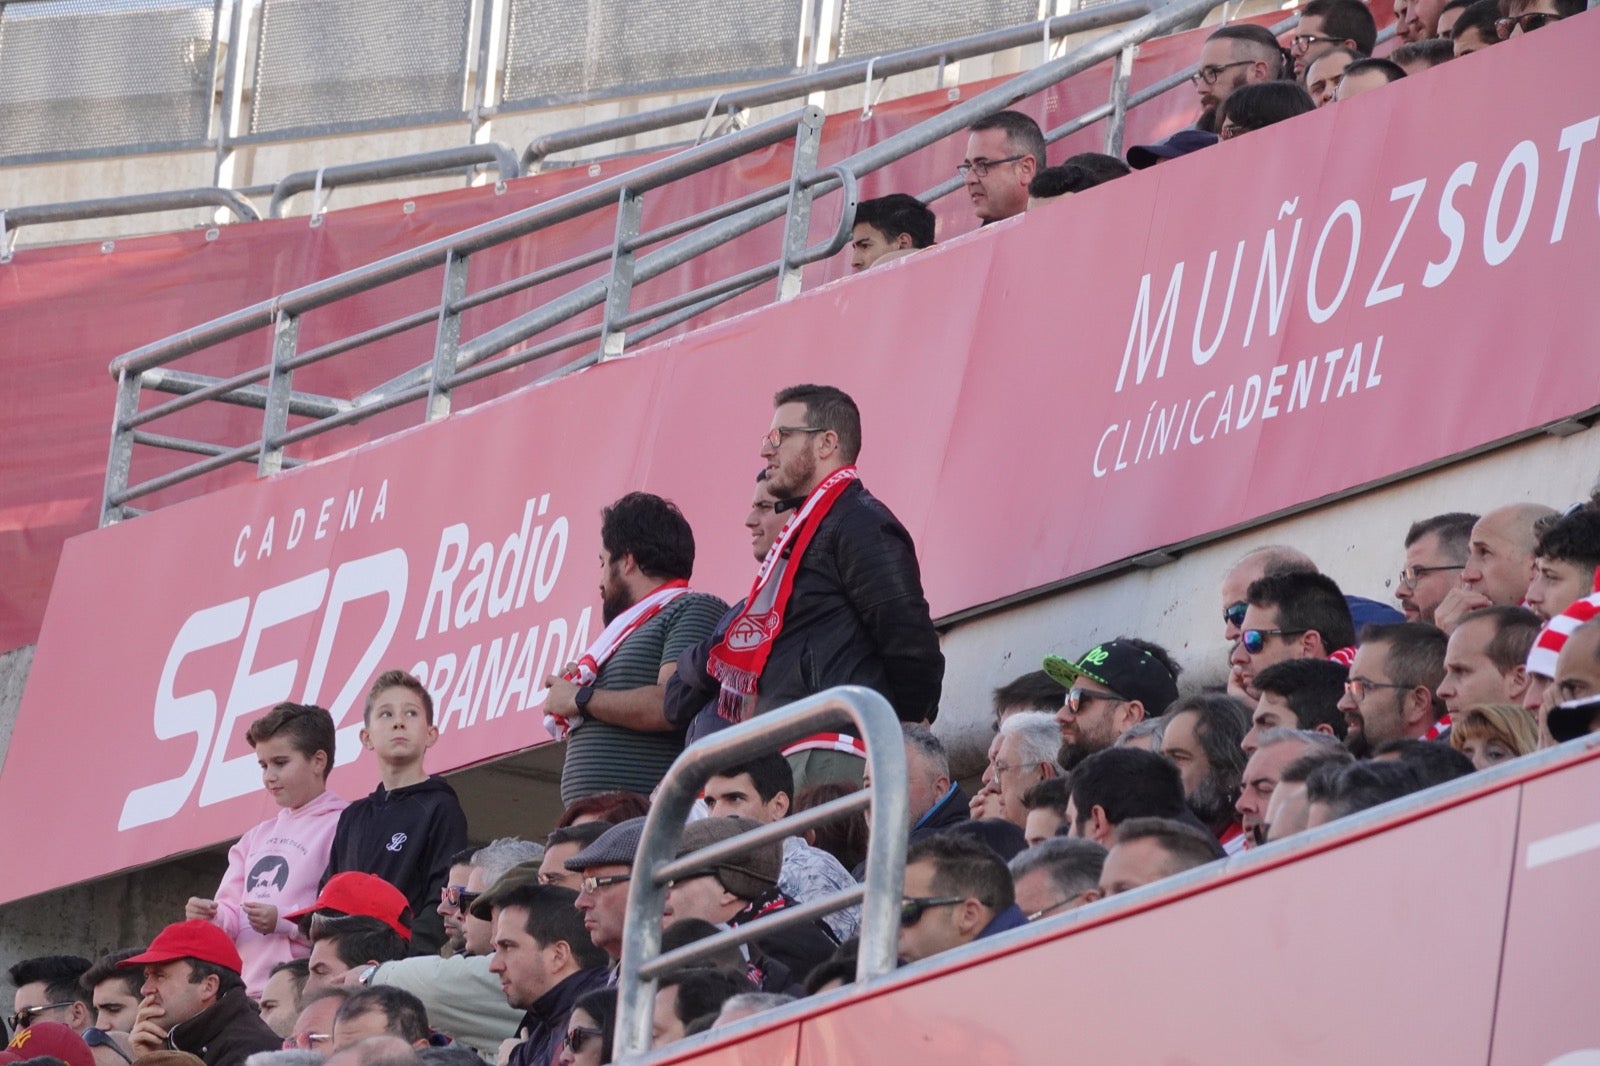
[119,919,244,973]
[0,1022,95,1066]
[282,871,413,940]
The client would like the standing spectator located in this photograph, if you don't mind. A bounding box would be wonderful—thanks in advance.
[1526,507,1600,622]
[1193,25,1288,120]
[1304,47,1363,108]
[1066,748,1188,847]
[1158,696,1251,852]
[81,952,143,1035]
[121,922,281,1066]
[1232,572,1356,700]
[187,703,347,996]
[1007,838,1106,920]
[1290,0,1378,75]
[1044,638,1182,768]
[991,712,1064,830]
[1338,623,1449,754]
[848,194,935,272]
[896,835,1025,964]
[1244,658,1349,754]
[545,493,728,805]
[1098,819,1224,897]
[481,883,608,1066]
[1449,705,1540,769]
[1218,83,1315,140]
[323,671,468,956]
[1435,504,1557,631]
[959,111,1045,224]
[703,385,942,786]
[1235,729,1339,846]
[1437,606,1540,716]
[1396,513,1476,624]
[8,957,92,1034]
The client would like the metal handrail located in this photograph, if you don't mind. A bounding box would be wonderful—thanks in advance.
[268,143,522,219]
[616,685,909,1059]
[0,188,258,263]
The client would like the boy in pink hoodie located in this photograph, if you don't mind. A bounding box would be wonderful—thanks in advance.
[185,702,348,997]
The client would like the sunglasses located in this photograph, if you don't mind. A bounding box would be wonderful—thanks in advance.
[564,1026,604,1054]
[83,1030,132,1065]
[439,884,471,910]
[1495,10,1561,36]
[1224,601,1248,629]
[1238,628,1308,655]
[900,895,965,925]
[9,1001,77,1030]
[1064,687,1127,714]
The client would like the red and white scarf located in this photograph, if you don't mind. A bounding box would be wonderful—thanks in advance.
[543,579,690,740]
[708,466,858,722]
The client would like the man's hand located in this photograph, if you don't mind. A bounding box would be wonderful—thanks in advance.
[496,1034,525,1066]
[543,675,580,719]
[968,787,1001,821]
[1433,587,1492,634]
[129,996,168,1059]
[1226,665,1256,702]
[242,902,278,935]
[184,897,217,922]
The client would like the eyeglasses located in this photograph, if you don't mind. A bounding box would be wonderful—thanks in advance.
[957,155,1023,179]
[285,1033,332,1051]
[1495,10,1561,36]
[439,884,471,910]
[1238,628,1308,655]
[1290,32,1343,52]
[1024,891,1092,922]
[10,1002,77,1030]
[563,1026,604,1054]
[1190,60,1253,86]
[579,873,631,894]
[900,895,965,925]
[1224,601,1248,629]
[760,425,823,450]
[1343,677,1412,700]
[1398,563,1464,589]
[1063,687,1127,715]
[456,890,480,913]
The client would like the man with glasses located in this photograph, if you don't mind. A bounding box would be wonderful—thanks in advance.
[1007,838,1107,921]
[8,957,92,1036]
[897,833,1025,965]
[959,110,1045,224]
[564,818,647,971]
[1230,571,1357,700]
[1289,0,1377,77]
[1193,25,1288,124]
[1044,637,1182,769]
[1495,0,1582,37]
[1337,622,1449,755]
[1396,512,1477,625]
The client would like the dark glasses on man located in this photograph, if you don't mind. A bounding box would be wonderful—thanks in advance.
[900,896,965,925]
[1238,628,1308,654]
[564,1026,604,1053]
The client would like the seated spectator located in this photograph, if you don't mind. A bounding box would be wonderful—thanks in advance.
[286,988,349,1054]
[1236,729,1342,846]
[554,792,650,830]
[564,818,647,971]
[285,872,413,957]
[1450,0,1503,51]
[1221,546,1316,645]
[848,194,935,272]
[1438,606,1540,716]
[1246,658,1349,753]
[1114,718,1166,751]
[1522,586,1600,724]
[1402,0,1452,44]
[801,941,858,996]
[1436,0,1474,35]
[1007,838,1107,920]
[1232,572,1357,699]
[1026,153,1129,208]
[659,919,752,983]
[1158,695,1251,851]
[1098,818,1225,897]
[1390,38,1456,72]
[1263,747,1353,842]
[1527,507,1600,622]
[942,819,1028,865]
[560,987,614,1066]
[794,782,869,874]
[303,917,410,996]
[120,921,282,1066]
[1290,0,1378,76]
[1496,0,1584,38]
[1067,747,1188,847]
[991,670,1068,729]
[1125,129,1217,170]
[1549,619,1600,739]
[960,111,1045,224]
[712,992,795,1028]
[9,956,92,1034]
[1044,638,1182,768]
[649,969,752,1050]
[992,711,1064,829]
[82,950,144,1035]
[1371,739,1475,786]
[1305,760,1427,828]
[1193,25,1290,120]
[871,725,968,854]
[1218,83,1316,140]
[896,834,1024,964]
[479,882,607,1066]
[1549,694,1600,743]
[1019,777,1072,846]
[1339,622,1450,754]
[330,989,429,1052]
[1436,504,1557,631]
[1304,46,1364,107]
[0,1022,94,1066]
[257,960,308,1040]
[1397,513,1476,624]
[539,824,607,891]
[1449,704,1541,768]
[1334,58,1408,101]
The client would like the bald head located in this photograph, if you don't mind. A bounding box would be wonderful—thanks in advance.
[1464,504,1558,606]
[1222,546,1319,640]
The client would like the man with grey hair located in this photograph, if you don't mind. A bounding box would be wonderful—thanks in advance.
[858,725,969,880]
[993,712,1064,830]
[1234,728,1341,847]
[712,992,796,1028]
[1115,718,1166,751]
[349,839,541,1057]
[1007,838,1107,920]
[1263,746,1353,842]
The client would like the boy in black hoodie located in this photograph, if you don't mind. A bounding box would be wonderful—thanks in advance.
[322,669,468,956]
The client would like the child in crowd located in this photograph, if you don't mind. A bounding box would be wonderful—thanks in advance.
[185,702,348,997]
[322,669,469,955]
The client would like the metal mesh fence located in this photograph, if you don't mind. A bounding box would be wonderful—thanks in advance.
[502,0,801,107]
[249,0,473,136]
[836,0,1044,57]
[0,0,219,162]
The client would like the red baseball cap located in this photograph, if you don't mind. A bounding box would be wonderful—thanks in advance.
[282,872,413,940]
[0,1022,95,1066]
[120,919,244,974]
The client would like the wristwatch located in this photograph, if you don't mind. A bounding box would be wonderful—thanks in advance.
[574,685,595,718]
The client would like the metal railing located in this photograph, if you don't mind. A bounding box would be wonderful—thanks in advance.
[101,0,1251,524]
[615,685,909,1059]
[267,142,522,220]
[0,189,259,264]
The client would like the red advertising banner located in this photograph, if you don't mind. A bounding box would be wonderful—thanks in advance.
[2,17,1597,902]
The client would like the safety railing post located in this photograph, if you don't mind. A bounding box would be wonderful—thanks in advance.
[598,189,644,361]
[258,310,300,476]
[1104,43,1137,157]
[428,250,472,420]
[775,107,826,301]
[101,370,143,526]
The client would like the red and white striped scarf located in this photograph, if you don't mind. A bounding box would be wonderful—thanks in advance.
[1527,590,1600,678]
[708,466,859,722]
[542,579,690,740]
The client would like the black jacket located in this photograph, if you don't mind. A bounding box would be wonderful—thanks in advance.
[665,481,943,727]
[166,988,282,1066]
[323,774,469,955]
[729,889,838,985]
[507,967,610,1066]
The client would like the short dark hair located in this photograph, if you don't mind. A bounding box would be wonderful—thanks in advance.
[660,918,749,977]
[81,950,142,1001]
[546,820,610,851]
[773,384,863,464]
[1111,816,1226,872]
[657,967,754,1029]
[1535,507,1600,572]
[1282,746,1353,788]
[364,669,433,726]
[794,781,870,874]
[8,957,92,1008]
[267,958,310,1008]
[1390,38,1456,68]
[186,959,245,998]
[1341,57,1407,83]
[992,670,1067,726]
[1458,606,1542,675]
[572,988,617,1063]
[1252,658,1350,739]
[554,790,650,829]
[1028,153,1129,198]
[1450,0,1503,39]
[1020,775,1072,816]
[1221,82,1315,133]
[709,753,794,807]
[1405,512,1478,556]
[904,832,1014,912]
[1069,748,1187,832]
[1372,739,1475,787]
[1248,571,1357,653]
[600,492,695,581]
[854,194,935,249]
[1007,837,1107,901]
[336,986,430,1046]
[967,110,1047,168]
[1301,0,1379,53]
[1319,760,1426,820]
[1360,622,1448,719]
[247,702,336,768]
[1207,23,1290,78]
[494,884,609,971]
[312,915,410,969]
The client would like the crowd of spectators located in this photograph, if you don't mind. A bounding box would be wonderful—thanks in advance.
[5,3,1596,1064]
